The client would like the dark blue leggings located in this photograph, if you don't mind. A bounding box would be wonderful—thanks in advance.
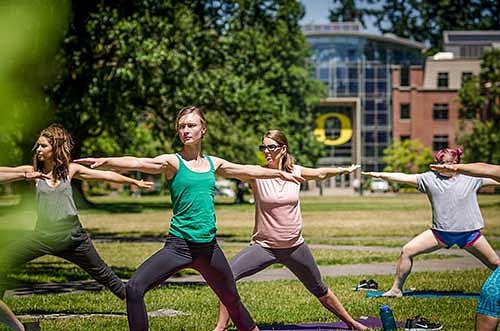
[126,234,256,331]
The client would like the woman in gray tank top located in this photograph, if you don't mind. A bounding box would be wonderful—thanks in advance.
[362,147,500,297]
[0,124,153,329]
[432,161,500,331]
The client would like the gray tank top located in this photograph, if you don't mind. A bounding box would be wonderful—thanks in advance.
[35,178,82,237]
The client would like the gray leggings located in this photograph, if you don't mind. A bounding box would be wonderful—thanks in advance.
[0,230,125,299]
[230,242,328,297]
[126,234,256,331]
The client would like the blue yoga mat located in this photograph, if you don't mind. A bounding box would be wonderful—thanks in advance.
[231,316,404,330]
[366,290,480,298]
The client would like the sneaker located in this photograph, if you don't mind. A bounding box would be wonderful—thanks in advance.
[404,316,443,331]
[366,279,378,290]
[355,279,378,291]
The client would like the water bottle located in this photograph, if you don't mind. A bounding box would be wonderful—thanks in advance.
[379,305,397,331]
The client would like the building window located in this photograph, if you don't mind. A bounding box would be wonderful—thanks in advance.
[400,65,410,86]
[400,135,410,141]
[400,103,410,120]
[437,72,449,88]
[433,135,448,151]
[433,103,449,120]
[461,72,473,86]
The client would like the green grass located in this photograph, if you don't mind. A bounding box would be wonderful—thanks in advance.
[3,242,460,285]
[0,193,499,330]
[0,270,490,330]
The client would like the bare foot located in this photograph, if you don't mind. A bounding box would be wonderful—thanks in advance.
[349,320,369,330]
[382,289,403,297]
[212,327,228,331]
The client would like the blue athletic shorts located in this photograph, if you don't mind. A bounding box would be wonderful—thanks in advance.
[477,267,500,317]
[432,229,482,248]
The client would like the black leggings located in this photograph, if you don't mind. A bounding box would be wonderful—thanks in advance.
[126,234,256,331]
[0,231,125,299]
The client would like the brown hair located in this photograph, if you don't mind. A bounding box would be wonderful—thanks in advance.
[263,130,296,172]
[175,106,207,132]
[33,124,73,181]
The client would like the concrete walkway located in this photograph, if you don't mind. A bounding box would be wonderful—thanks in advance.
[7,244,493,296]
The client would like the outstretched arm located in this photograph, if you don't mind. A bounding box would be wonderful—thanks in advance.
[301,164,360,181]
[0,166,49,184]
[74,154,176,175]
[362,171,418,187]
[70,163,154,189]
[212,157,304,184]
[430,162,500,182]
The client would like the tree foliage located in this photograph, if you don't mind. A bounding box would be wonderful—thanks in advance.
[0,1,69,166]
[382,139,434,173]
[328,0,375,28]
[457,48,500,164]
[329,0,500,55]
[47,0,325,166]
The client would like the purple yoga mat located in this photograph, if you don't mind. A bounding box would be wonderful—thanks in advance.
[232,316,405,330]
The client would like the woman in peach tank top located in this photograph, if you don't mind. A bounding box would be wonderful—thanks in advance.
[214,130,366,331]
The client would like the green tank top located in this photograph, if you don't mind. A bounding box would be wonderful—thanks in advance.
[168,153,217,242]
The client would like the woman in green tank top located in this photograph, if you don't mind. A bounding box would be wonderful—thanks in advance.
[76,106,303,331]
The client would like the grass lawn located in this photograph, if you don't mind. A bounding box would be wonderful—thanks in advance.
[0,193,498,330]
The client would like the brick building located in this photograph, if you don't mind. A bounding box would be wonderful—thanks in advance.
[392,30,500,151]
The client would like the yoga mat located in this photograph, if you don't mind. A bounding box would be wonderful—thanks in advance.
[231,316,405,330]
[366,290,480,298]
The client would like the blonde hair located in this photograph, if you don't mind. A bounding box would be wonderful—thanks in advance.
[263,130,296,173]
[175,106,207,132]
[33,124,73,181]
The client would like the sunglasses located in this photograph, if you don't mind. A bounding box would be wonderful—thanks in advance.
[258,144,282,151]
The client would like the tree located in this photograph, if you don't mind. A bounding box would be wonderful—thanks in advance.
[47,0,325,167]
[457,48,500,164]
[382,139,434,173]
[0,1,69,206]
[328,0,375,28]
[370,1,500,54]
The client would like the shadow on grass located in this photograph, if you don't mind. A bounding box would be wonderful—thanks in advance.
[79,200,249,213]
[7,264,205,296]
[89,232,238,241]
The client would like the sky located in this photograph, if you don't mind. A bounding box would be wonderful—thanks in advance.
[300,0,332,24]
[299,0,380,33]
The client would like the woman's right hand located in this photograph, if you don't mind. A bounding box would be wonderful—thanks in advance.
[74,158,107,169]
[280,171,305,184]
[25,172,50,181]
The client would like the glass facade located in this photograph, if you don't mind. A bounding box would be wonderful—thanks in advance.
[305,26,423,171]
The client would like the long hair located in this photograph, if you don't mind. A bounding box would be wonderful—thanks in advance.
[434,146,464,164]
[175,106,207,133]
[33,124,73,181]
[263,130,296,173]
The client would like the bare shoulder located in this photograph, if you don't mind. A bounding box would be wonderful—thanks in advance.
[68,163,84,178]
[208,156,225,169]
[154,153,179,170]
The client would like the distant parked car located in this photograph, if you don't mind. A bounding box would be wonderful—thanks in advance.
[370,178,390,193]
[215,179,236,197]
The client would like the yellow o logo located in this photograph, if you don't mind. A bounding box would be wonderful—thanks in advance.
[314,113,352,146]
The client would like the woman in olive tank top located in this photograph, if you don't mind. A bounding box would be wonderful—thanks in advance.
[76,106,303,331]
[0,124,153,330]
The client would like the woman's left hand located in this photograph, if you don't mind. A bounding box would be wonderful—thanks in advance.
[135,180,154,189]
[343,164,361,173]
